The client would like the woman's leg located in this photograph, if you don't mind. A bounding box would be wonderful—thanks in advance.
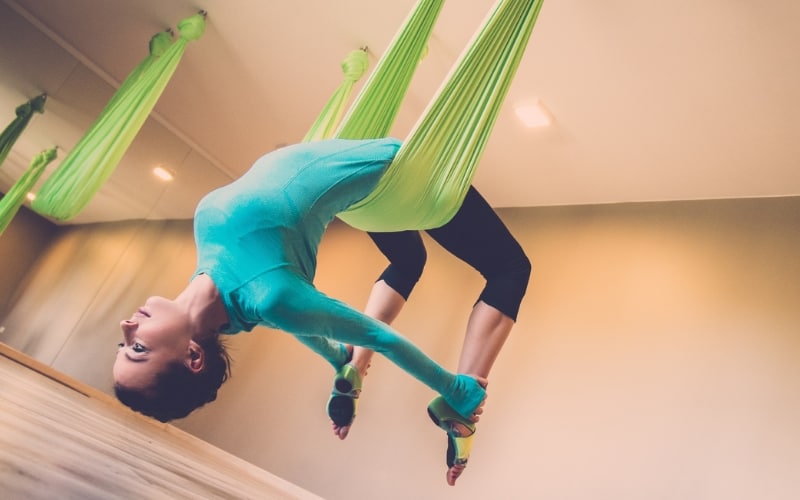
[331,231,426,438]
[427,186,531,377]
[331,280,406,439]
[425,186,531,485]
[350,230,428,374]
[333,187,530,485]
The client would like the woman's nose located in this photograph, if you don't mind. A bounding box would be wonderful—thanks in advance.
[120,319,136,334]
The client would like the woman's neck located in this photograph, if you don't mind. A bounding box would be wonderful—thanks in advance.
[177,274,229,334]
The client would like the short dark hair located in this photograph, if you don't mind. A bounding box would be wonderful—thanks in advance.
[115,334,231,422]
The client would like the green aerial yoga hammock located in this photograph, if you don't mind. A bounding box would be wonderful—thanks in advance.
[0,147,57,235]
[0,94,47,169]
[32,13,206,221]
[334,0,446,142]
[329,0,544,232]
[301,0,438,140]
[303,48,369,143]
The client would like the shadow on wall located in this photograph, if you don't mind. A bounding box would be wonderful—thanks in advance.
[0,205,58,318]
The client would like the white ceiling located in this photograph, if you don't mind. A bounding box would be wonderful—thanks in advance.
[0,0,798,225]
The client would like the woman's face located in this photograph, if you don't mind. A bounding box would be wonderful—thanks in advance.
[113,296,193,392]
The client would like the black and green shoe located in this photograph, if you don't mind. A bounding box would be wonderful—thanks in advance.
[327,363,363,427]
[427,396,476,468]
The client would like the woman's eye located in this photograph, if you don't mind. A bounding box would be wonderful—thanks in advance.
[117,342,124,349]
[132,343,147,353]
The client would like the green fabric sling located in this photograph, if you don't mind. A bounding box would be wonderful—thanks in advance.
[303,48,369,143]
[302,0,442,145]
[32,14,205,221]
[0,94,47,170]
[0,147,57,234]
[332,0,545,232]
[333,0,446,142]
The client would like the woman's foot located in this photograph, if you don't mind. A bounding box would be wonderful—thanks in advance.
[328,357,370,440]
[447,462,468,486]
[427,388,487,486]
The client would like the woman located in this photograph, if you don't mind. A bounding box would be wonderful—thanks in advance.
[113,138,487,424]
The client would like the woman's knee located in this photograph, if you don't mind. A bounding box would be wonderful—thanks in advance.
[480,251,531,321]
[369,231,427,299]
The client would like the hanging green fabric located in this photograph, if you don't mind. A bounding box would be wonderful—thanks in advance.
[302,49,369,142]
[337,0,544,232]
[104,29,174,117]
[0,94,47,169]
[32,13,206,221]
[303,0,440,143]
[0,147,57,235]
[335,0,445,140]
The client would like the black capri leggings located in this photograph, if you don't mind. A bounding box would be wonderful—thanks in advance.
[368,186,531,321]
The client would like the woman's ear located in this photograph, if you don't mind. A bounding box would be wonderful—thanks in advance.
[186,340,206,373]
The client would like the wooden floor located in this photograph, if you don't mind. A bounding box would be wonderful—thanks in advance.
[0,344,322,500]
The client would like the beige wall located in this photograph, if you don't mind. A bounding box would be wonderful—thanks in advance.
[0,206,58,315]
[2,197,799,500]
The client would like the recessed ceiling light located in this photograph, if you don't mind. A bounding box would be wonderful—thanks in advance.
[514,99,551,128]
[26,192,36,201]
[152,166,174,182]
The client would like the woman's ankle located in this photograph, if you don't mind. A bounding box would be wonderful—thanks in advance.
[349,347,374,377]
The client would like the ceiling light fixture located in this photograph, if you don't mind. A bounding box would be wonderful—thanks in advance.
[152,166,174,182]
[26,192,36,201]
[514,99,551,128]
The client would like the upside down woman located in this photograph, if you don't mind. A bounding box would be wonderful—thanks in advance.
[113,137,529,485]
[113,139,486,454]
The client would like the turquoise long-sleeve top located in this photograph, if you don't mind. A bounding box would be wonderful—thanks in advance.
[192,138,484,418]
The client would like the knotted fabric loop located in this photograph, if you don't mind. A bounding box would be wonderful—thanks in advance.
[0,147,57,235]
